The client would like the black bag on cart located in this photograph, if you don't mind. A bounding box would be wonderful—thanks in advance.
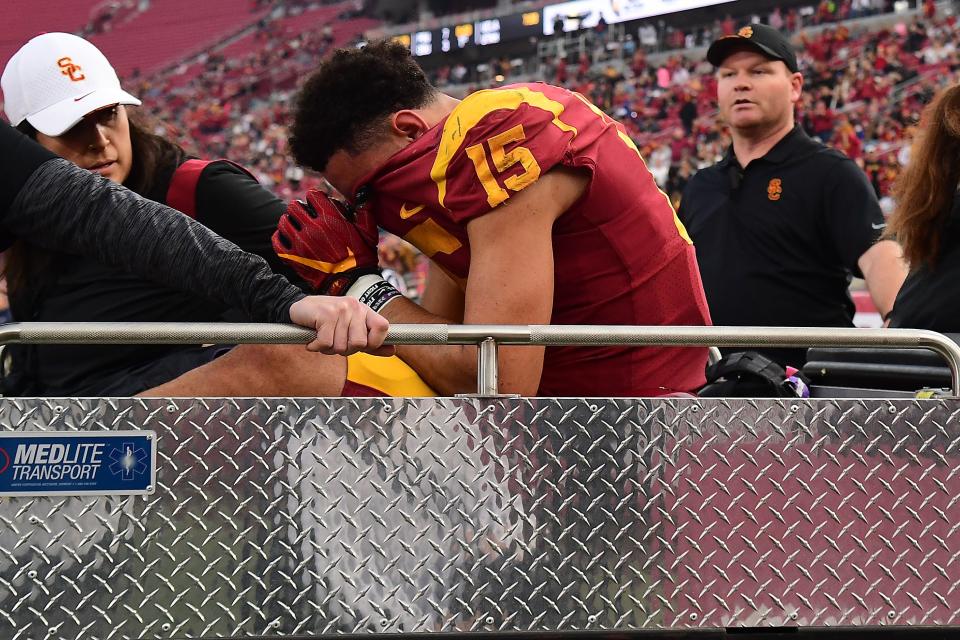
[698,351,810,398]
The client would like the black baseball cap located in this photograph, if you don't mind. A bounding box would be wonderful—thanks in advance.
[706,23,799,73]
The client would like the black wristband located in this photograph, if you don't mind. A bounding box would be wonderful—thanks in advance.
[357,278,402,312]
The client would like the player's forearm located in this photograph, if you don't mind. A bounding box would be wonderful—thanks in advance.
[381,297,478,395]
[383,295,545,397]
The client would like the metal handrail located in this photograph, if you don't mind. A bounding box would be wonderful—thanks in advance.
[2,323,959,396]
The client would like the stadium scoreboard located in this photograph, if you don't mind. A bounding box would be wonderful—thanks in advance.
[397,11,542,56]
[393,0,734,57]
[542,0,734,35]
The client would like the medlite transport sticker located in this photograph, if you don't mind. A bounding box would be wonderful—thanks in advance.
[0,431,156,496]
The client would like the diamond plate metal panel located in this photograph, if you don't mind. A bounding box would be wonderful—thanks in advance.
[0,397,958,638]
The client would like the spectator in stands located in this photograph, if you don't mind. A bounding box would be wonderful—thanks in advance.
[832,113,863,161]
[769,7,784,33]
[786,8,799,32]
[0,120,389,362]
[806,98,836,141]
[638,23,657,50]
[679,91,698,135]
[721,15,735,36]
[552,14,565,38]
[668,126,695,164]
[665,158,695,207]
[0,32,305,396]
[678,24,907,366]
[886,84,960,332]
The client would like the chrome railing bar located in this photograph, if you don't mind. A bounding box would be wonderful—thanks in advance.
[3,323,959,395]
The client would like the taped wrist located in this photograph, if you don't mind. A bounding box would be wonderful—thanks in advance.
[346,274,402,312]
[323,267,379,296]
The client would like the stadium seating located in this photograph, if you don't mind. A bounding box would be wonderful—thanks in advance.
[0,0,102,64]
[219,2,351,60]
[1,0,957,304]
[87,0,272,78]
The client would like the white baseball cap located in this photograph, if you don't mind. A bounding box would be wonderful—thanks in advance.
[1,32,141,137]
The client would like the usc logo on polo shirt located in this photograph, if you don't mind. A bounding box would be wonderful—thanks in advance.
[767,178,783,201]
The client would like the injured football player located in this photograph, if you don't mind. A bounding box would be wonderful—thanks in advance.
[143,40,712,399]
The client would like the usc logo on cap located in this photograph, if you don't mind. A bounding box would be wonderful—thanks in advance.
[767,178,783,201]
[57,57,85,82]
[738,26,754,38]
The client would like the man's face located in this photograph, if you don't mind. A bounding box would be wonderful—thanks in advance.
[716,49,802,134]
[325,130,419,201]
[324,144,398,202]
[323,96,460,200]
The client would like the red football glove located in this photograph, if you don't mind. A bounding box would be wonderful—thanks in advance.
[273,189,380,295]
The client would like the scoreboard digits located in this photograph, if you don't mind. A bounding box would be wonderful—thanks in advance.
[402,12,537,57]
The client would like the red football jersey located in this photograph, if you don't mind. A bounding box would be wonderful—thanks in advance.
[362,82,711,396]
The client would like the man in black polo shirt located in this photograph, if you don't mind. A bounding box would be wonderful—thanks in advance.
[678,24,907,365]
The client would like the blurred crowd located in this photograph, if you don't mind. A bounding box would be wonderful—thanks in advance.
[583,8,960,214]
[428,2,957,214]
[74,2,960,297]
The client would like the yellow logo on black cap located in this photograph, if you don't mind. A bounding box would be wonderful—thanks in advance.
[738,26,754,38]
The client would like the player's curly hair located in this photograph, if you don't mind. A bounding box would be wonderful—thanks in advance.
[290,40,436,172]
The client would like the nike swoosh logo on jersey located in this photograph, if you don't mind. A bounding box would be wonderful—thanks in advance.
[400,203,425,219]
[871,222,886,230]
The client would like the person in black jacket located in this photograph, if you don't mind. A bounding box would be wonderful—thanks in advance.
[0,121,390,365]
[0,32,323,395]
[886,84,960,332]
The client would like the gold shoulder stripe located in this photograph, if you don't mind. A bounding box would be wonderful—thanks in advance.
[430,86,578,209]
[570,91,643,158]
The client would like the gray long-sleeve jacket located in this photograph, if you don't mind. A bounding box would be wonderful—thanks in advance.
[0,121,304,323]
